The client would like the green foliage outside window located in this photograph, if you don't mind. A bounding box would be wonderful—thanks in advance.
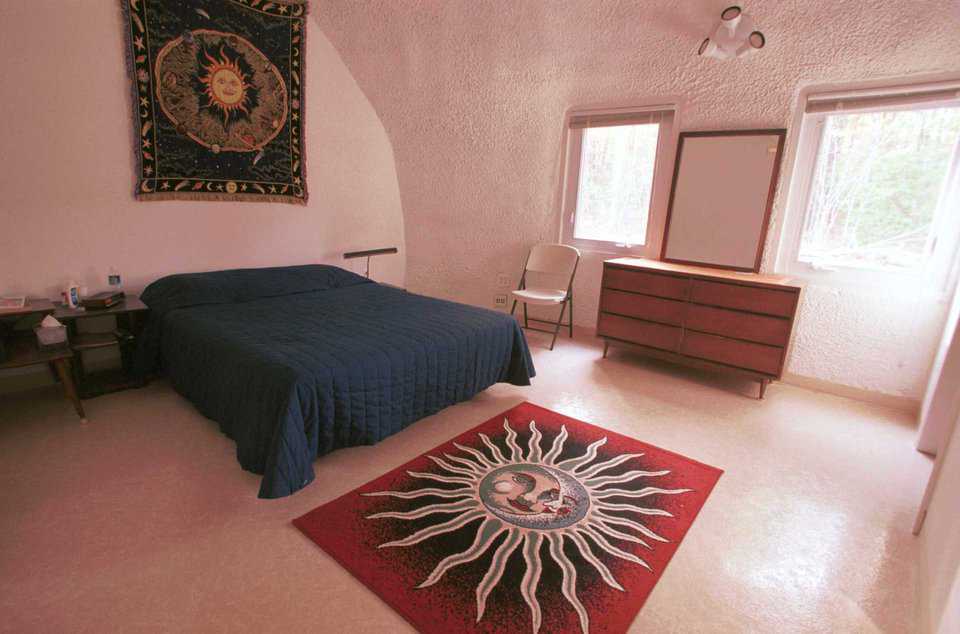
[800,107,960,271]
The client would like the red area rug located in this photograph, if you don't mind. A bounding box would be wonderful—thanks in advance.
[294,402,722,633]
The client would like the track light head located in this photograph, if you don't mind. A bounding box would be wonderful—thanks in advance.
[720,6,742,21]
[698,6,766,60]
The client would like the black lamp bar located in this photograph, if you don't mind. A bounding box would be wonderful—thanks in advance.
[343,247,399,278]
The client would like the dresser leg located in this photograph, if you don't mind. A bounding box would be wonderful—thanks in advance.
[602,340,609,358]
[53,358,86,421]
[758,379,769,400]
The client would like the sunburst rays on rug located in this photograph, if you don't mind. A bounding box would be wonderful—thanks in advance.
[362,419,693,634]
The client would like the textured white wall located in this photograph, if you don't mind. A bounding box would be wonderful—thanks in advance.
[314,0,960,399]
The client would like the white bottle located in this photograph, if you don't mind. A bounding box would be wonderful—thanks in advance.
[65,281,80,308]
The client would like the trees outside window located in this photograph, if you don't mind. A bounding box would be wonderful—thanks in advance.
[799,107,960,273]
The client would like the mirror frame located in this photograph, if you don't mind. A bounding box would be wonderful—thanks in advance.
[659,128,787,273]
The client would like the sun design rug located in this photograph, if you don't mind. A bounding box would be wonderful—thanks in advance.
[294,402,722,633]
[122,0,307,204]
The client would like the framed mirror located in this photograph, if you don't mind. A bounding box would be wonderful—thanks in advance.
[660,129,786,272]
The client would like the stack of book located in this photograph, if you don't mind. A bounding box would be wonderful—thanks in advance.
[80,291,126,310]
[0,297,26,312]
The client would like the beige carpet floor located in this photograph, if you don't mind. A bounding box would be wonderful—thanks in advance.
[0,330,930,633]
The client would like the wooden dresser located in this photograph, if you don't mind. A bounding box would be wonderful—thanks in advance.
[597,258,801,398]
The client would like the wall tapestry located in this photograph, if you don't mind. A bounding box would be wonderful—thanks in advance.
[122,0,307,204]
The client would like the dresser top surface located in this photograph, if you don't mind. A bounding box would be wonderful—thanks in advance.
[605,258,801,289]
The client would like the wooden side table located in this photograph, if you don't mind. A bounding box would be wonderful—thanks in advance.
[54,297,149,399]
[0,300,85,420]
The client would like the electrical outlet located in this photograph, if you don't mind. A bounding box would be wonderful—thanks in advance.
[493,294,508,309]
[496,273,512,288]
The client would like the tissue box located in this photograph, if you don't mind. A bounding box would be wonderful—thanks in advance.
[35,324,68,351]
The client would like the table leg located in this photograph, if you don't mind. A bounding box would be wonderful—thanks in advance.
[64,347,86,396]
[758,379,769,400]
[53,357,86,421]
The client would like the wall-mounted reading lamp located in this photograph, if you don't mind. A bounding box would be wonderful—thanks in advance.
[343,247,399,278]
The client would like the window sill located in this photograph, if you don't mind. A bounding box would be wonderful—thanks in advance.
[561,241,653,259]
[781,265,954,302]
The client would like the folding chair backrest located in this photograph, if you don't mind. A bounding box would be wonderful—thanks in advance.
[523,244,580,292]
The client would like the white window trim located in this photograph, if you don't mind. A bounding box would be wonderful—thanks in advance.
[558,102,680,258]
[776,80,960,295]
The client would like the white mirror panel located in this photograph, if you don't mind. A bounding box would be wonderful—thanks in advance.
[662,130,785,272]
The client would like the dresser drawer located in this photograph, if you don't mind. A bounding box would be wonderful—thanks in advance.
[679,331,783,376]
[689,279,797,317]
[600,289,686,326]
[598,313,683,351]
[685,304,791,346]
[603,267,689,300]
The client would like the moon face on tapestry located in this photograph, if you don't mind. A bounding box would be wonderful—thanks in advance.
[155,31,288,154]
[123,0,307,204]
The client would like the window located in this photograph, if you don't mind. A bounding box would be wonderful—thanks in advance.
[573,124,660,245]
[781,82,960,286]
[560,107,676,255]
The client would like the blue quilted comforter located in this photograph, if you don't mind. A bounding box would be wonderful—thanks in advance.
[135,265,535,498]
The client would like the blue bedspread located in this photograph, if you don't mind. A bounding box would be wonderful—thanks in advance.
[135,265,535,498]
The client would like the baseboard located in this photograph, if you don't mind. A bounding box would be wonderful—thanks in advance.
[572,324,921,414]
[2,329,920,417]
[781,372,921,414]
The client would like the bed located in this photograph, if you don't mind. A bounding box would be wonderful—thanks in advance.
[134,264,535,498]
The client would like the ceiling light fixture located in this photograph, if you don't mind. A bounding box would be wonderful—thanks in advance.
[698,5,765,60]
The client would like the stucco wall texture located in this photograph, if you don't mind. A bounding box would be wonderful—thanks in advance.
[315,0,960,400]
[314,0,960,399]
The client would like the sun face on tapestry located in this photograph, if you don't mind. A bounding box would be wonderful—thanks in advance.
[123,0,306,203]
[200,46,254,116]
[155,31,287,153]
[295,403,723,634]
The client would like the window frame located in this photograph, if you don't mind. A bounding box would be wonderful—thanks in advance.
[777,83,960,292]
[558,104,680,257]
